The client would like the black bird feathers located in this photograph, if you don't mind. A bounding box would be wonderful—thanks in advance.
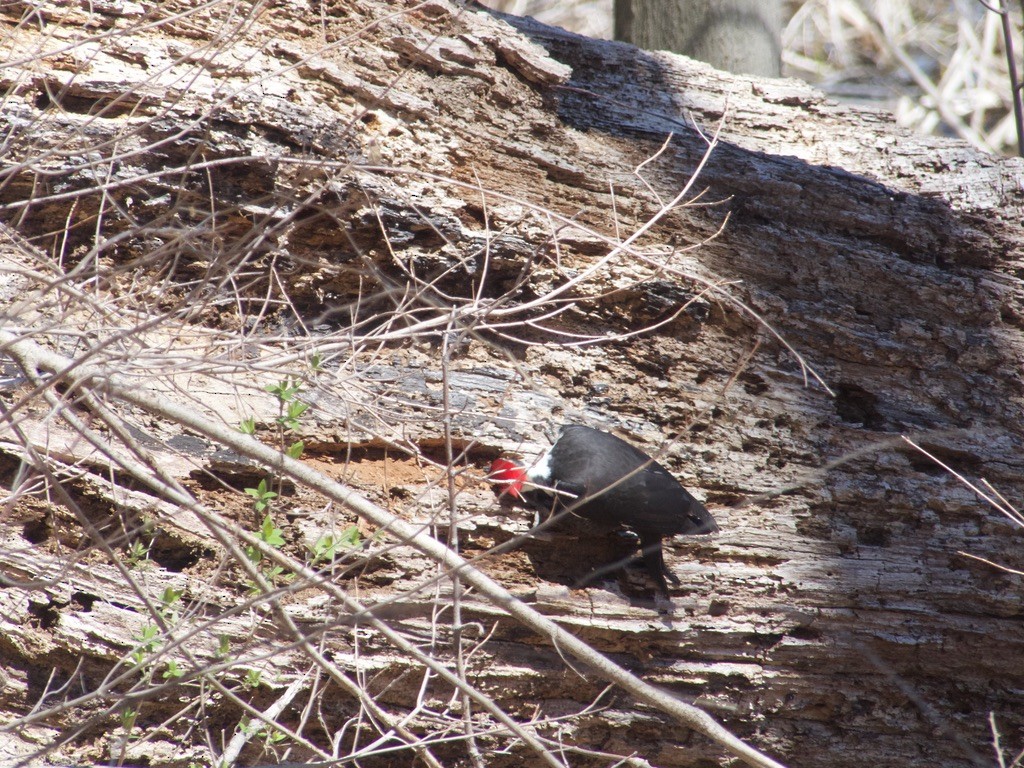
[490,425,717,593]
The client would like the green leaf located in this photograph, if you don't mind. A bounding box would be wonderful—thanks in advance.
[259,514,285,548]
[131,623,161,665]
[310,533,336,564]
[136,624,159,645]
[238,416,256,435]
[126,540,150,567]
[267,729,286,745]
[286,440,304,459]
[310,525,362,565]
[262,565,285,581]
[119,707,137,731]
[266,379,301,402]
[245,479,278,512]
[340,525,362,548]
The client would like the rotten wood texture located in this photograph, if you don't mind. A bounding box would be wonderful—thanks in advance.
[1,1,1023,767]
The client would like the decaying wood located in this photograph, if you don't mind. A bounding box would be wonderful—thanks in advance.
[1,1,1023,767]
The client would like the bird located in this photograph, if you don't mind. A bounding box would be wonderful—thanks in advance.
[489,424,717,594]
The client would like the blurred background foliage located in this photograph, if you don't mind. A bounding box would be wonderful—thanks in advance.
[482,0,1023,155]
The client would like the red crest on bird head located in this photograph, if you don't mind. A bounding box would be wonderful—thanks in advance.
[489,458,526,499]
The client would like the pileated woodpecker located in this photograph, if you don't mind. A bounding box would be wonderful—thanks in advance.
[490,425,717,593]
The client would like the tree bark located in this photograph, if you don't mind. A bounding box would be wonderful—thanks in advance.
[0,2,1023,768]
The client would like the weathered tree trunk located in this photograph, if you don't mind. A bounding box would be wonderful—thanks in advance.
[615,0,783,76]
[0,2,1023,768]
